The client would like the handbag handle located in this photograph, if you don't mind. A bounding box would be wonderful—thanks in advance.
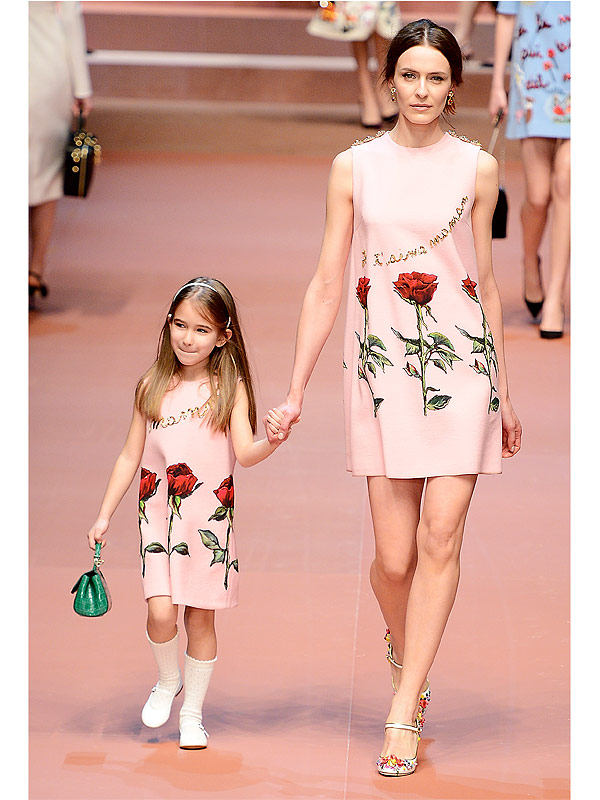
[487,109,504,156]
[93,541,104,568]
[487,109,506,186]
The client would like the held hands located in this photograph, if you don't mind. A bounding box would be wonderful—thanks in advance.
[500,398,522,459]
[263,399,302,444]
[87,517,109,550]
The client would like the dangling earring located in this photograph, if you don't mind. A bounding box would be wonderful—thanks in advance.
[390,86,397,102]
[446,90,456,114]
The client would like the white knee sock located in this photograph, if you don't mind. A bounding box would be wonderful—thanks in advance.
[146,629,181,691]
[179,652,216,726]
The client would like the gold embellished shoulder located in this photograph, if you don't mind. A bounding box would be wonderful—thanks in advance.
[351,130,386,147]
[447,129,482,147]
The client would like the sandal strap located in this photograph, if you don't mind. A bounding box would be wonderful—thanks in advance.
[386,648,403,670]
[385,722,419,733]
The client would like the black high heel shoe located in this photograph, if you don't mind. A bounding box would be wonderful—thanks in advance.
[524,255,544,319]
[540,307,565,339]
[29,271,48,299]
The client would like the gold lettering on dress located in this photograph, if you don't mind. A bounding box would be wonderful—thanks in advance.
[368,196,468,268]
[429,196,468,248]
[152,402,211,430]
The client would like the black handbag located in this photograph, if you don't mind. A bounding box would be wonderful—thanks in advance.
[71,543,112,617]
[488,110,508,239]
[63,112,102,198]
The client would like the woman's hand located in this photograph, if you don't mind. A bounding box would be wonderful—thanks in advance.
[264,397,302,443]
[500,398,522,458]
[72,96,93,118]
[88,517,109,549]
[488,85,507,121]
[263,407,289,441]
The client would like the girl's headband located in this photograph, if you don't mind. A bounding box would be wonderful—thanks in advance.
[171,281,231,329]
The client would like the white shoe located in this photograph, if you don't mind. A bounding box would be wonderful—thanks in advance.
[141,678,183,728]
[179,717,209,749]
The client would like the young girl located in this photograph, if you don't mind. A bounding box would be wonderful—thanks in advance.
[87,277,287,749]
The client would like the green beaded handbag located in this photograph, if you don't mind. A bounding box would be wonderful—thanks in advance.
[71,543,112,617]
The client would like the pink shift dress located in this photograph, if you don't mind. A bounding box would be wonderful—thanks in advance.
[138,378,239,609]
[343,130,502,478]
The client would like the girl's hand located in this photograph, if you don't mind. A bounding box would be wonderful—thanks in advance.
[88,518,109,549]
[488,85,507,121]
[264,407,289,441]
[500,398,522,458]
[265,398,302,443]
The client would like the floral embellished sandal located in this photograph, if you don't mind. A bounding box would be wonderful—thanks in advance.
[376,721,420,777]
[384,629,431,734]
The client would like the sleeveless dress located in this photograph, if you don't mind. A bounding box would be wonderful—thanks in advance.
[497,1,571,140]
[138,378,239,609]
[342,130,502,479]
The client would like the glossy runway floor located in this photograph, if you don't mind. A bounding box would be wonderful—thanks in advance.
[29,141,569,798]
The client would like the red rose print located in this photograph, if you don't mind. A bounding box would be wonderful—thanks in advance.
[393,272,438,306]
[356,277,371,309]
[456,276,499,413]
[461,276,478,300]
[167,463,200,499]
[139,468,159,503]
[213,475,234,508]
[543,61,552,70]
[553,105,565,115]
[547,48,555,58]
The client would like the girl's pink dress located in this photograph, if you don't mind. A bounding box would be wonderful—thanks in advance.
[138,379,239,609]
[343,131,502,478]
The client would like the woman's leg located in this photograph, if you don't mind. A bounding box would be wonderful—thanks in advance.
[372,32,398,119]
[351,39,382,127]
[540,139,571,333]
[519,137,555,304]
[380,474,478,760]
[29,200,57,287]
[179,607,217,748]
[453,1,483,59]
[368,476,424,690]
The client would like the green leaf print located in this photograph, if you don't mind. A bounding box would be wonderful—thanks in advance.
[145,542,168,554]
[426,395,452,411]
[455,275,500,413]
[367,334,387,351]
[355,277,394,417]
[171,543,190,556]
[208,506,228,522]
[198,529,221,550]
[428,332,456,351]
[210,549,226,566]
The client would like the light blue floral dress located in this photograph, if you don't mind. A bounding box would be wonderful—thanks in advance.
[497,1,570,139]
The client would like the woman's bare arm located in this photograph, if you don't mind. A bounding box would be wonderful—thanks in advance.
[472,149,522,458]
[274,149,354,437]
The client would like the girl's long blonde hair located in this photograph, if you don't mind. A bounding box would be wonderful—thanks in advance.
[135,277,257,434]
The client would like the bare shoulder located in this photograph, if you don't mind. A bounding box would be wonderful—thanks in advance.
[328,148,353,197]
[476,149,499,179]
[331,148,353,174]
